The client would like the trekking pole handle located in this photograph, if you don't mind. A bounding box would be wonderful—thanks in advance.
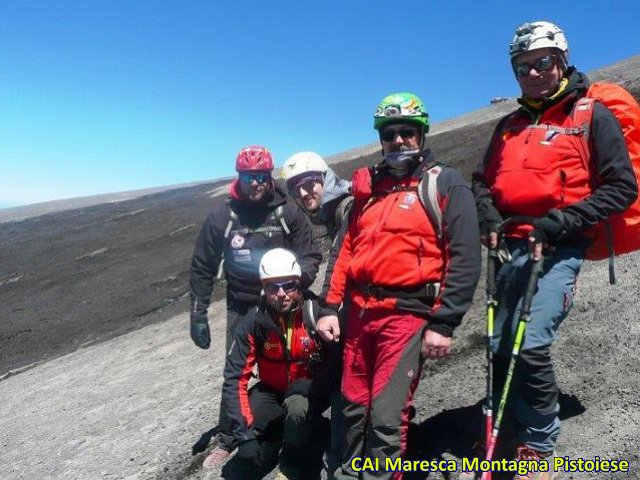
[520,256,544,317]
[487,247,498,300]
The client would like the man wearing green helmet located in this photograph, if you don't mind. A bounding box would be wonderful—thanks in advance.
[316,92,481,479]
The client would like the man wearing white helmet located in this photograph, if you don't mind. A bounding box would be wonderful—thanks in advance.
[471,21,636,479]
[282,151,353,479]
[219,248,330,480]
[282,151,353,241]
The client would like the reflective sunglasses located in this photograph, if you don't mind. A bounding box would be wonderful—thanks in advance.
[239,172,271,184]
[288,175,323,197]
[264,280,299,295]
[380,127,418,142]
[513,54,557,78]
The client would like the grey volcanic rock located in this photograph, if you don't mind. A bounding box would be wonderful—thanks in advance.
[1,56,639,479]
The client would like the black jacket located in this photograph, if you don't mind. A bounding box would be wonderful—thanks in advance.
[190,184,322,313]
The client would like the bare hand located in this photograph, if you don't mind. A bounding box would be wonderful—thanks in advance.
[421,330,452,359]
[317,315,340,342]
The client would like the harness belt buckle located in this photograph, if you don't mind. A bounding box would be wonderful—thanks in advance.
[426,283,441,299]
[369,285,383,300]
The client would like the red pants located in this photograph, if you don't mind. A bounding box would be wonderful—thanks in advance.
[337,305,426,480]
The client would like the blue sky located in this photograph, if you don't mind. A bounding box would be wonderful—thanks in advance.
[1,0,638,208]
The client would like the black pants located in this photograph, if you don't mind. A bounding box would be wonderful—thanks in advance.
[218,301,254,451]
[235,382,327,480]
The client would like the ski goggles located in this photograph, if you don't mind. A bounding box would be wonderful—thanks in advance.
[288,174,324,197]
[264,279,299,295]
[380,126,418,142]
[239,172,271,184]
[512,54,557,78]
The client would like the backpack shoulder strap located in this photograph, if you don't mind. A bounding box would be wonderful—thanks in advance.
[571,96,597,167]
[216,208,239,280]
[300,299,321,341]
[275,205,291,235]
[333,195,354,232]
[417,164,444,240]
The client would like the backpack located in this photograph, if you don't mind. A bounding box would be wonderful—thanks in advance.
[216,205,291,279]
[571,82,640,282]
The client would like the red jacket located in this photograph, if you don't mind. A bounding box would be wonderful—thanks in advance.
[222,302,324,443]
[324,167,445,311]
[473,69,637,243]
[321,156,481,337]
[484,93,592,238]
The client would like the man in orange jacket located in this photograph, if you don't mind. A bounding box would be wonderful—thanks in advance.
[316,92,481,480]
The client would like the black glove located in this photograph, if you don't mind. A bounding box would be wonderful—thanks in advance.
[531,209,566,245]
[477,201,504,237]
[236,438,262,467]
[284,378,312,399]
[190,312,211,349]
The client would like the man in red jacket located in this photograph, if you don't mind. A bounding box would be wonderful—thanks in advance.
[219,248,329,480]
[472,21,637,480]
[316,92,481,479]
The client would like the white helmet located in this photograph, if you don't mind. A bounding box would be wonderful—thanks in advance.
[509,21,569,60]
[259,248,302,281]
[281,151,328,182]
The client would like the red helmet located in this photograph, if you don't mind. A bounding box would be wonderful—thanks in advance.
[235,145,274,172]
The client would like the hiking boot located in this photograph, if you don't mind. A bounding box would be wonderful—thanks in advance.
[203,446,231,468]
[514,445,557,480]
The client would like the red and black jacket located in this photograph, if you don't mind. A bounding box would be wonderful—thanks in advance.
[320,155,481,337]
[473,68,637,242]
[221,300,327,444]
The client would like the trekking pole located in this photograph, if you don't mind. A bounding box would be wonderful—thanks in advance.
[483,244,499,480]
[480,254,544,480]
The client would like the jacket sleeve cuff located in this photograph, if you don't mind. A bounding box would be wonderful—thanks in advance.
[319,303,340,318]
[425,322,454,338]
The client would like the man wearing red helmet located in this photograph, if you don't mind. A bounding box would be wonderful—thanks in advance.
[189,145,322,467]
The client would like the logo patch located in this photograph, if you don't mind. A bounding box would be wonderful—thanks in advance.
[540,130,559,146]
[399,193,417,210]
[230,234,245,249]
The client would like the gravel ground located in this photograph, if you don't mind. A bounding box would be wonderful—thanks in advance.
[1,56,639,480]
[1,251,638,480]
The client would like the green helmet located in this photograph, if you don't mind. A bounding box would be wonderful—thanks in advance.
[373,92,430,132]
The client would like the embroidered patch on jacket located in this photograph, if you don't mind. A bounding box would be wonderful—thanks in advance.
[539,129,559,145]
[399,192,418,210]
[230,234,245,249]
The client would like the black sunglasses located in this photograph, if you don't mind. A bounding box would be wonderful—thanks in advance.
[239,172,271,184]
[380,127,418,142]
[513,54,557,78]
[264,280,299,295]
[289,176,323,197]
